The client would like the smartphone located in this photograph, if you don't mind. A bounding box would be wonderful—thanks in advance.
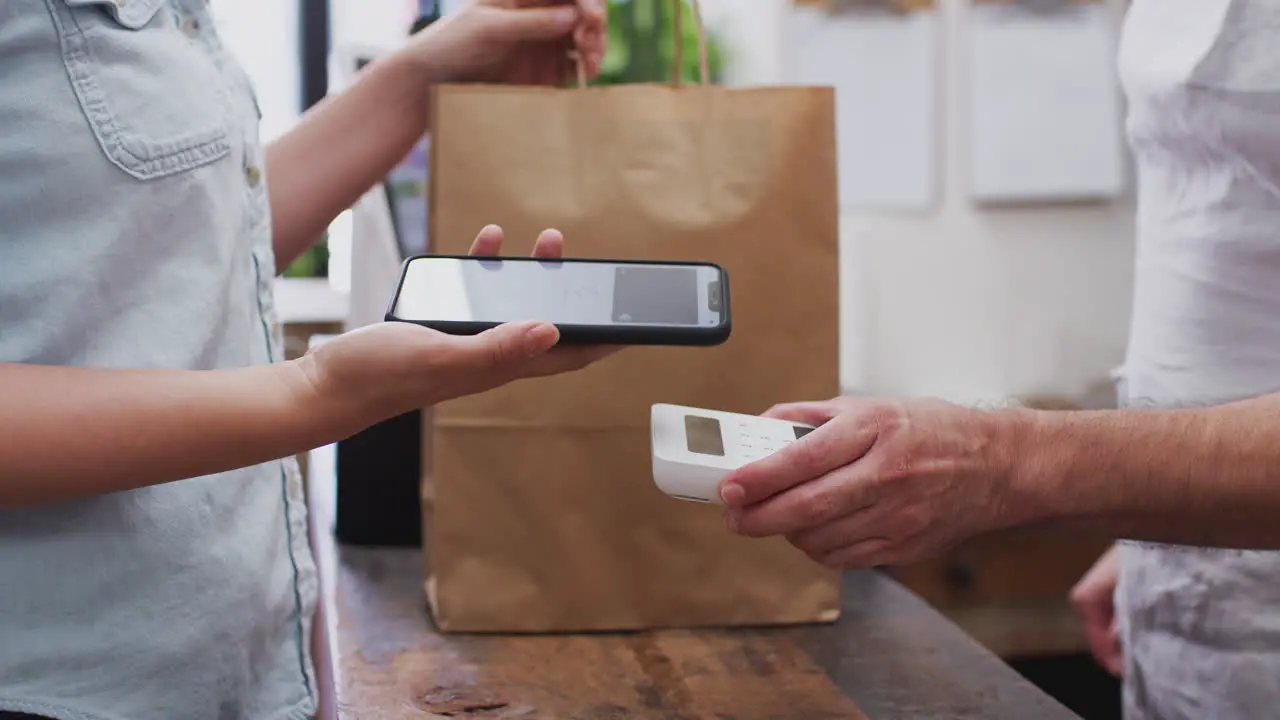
[384,255,731,346]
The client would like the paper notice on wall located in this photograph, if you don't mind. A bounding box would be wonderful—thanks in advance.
[781,3,940,213]
[967,2,1126,203]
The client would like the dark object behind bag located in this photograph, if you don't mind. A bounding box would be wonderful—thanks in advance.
[334,410,421,547]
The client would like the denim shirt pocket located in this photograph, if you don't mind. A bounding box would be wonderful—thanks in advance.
[48,0,232,180]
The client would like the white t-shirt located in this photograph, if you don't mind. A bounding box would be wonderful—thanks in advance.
[1115,1,1280,717]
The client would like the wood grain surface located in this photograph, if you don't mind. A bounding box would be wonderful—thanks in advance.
[309,447,1080,720]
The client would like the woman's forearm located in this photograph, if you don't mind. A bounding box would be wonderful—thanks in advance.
[1010,393,1280,548]
[0,360,348,509]
[265,51,435,269]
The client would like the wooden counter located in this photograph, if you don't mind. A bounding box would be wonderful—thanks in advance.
[307,444,1081,720]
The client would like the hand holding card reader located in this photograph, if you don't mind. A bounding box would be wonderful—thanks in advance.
[650,403,816,504]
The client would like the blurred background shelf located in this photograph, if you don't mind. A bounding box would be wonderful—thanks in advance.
[274,277,348,326]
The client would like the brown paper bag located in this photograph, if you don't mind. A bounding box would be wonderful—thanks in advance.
[421,1,842,633]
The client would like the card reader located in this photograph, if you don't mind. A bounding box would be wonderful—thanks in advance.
[649,403,816,504]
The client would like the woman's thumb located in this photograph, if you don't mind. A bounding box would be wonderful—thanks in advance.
[468,321,560,369]
[487,4,580,42]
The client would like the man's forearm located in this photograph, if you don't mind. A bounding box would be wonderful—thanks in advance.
[265,51,436,269]
[1006,393,1280,548]
[0,360,356,510]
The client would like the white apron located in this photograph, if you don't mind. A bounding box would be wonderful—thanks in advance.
[1115,1,1280,718]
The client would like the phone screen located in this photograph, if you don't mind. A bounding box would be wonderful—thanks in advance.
[392,257,726,328]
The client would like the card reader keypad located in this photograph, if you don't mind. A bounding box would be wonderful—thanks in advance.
[732,420,806,463]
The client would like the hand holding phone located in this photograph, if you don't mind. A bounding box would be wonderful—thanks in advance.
[385,255,732,346]
[300,226,618,429]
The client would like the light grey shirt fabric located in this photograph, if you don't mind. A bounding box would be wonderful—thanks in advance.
[0,1,318,718]
[1115,1,1280,718]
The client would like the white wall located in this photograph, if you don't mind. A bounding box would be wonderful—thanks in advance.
[209,0,301,142]
[329,0,419,51]
[210,0,421,141]
[704,0,1136,404]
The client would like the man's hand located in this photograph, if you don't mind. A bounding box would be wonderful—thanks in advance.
[1070,545,1124,677]
[410,0,608,86]
[719,396,1018,570]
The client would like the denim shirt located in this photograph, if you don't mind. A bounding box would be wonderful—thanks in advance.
[0,2,318,719]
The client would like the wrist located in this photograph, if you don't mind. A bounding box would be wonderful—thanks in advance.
[391,25,453,88]
[985,406,1065,528]
[366,46,441,119]
[276,355,378,447]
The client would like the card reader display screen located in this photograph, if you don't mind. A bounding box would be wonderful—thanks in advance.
[684,415,725,456]
[793,425,814,439]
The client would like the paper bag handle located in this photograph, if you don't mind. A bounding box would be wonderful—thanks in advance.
[571,0,709,89]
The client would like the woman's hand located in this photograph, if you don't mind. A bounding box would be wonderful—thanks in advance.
[296,225,618,433]
[409,0,608,86]
[0,227,616,509]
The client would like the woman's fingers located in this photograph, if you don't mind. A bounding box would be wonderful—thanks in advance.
[468,224,505,256]
[531,228,565,259]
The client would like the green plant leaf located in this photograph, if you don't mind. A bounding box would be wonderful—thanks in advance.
[593,0,724,86]
[601,17,630,74]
